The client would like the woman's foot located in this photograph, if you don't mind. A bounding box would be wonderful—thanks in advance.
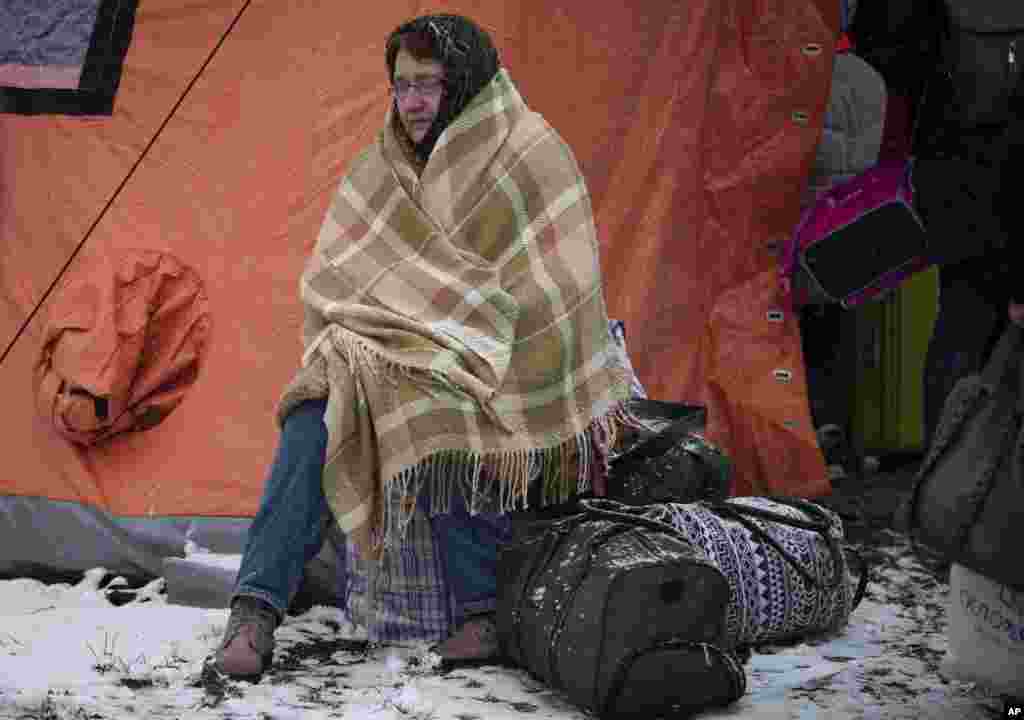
[432,614,501,667]
[210,596,280,679]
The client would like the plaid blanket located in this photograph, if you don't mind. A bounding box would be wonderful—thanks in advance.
[344,496,452,644]
[340,319,645,644]
[281,68,635,557]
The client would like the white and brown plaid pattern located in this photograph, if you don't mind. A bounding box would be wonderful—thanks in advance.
[290,69,634,555]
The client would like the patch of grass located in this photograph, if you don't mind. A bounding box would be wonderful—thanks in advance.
[273,636,370,675]
[16,692,102,720]
[509,701,539,712]
[300,685,324,704]
[389,704,436,719]
[0,632,24,651]
[192,657,246,710]
[84,632,159,690]
[149,642,190,673]
[196,624,225,647]
[85,632,125,675]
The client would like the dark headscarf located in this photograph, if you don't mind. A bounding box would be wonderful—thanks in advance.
[385,14,501,163]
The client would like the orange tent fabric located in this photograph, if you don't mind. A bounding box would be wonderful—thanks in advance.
[34,249,211,446]
[703,270,827,497]
[594,3,834,496]
[0,0,834,576]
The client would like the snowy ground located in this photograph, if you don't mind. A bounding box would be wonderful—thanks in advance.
[0,530,1013,720]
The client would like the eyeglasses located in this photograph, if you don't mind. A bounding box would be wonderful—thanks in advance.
[392,77,445,100]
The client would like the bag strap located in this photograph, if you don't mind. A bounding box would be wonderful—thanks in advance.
[611,401,706,466]
[845,545,870,612]
[588,496,869,608]
[1019,346,1024,416]
[981,324,1023,392]
[719,500,871,612]
[707,499,844,592]
[579,498,702,538]
[587,496,855,595]
[627,398,706,424]
[547,521,628,692]
[508,511,588,667]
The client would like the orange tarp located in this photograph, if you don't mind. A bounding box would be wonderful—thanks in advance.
[35,249,211,446]
[0,0,833,521]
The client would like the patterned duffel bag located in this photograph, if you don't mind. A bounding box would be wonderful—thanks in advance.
[642,497,869,647]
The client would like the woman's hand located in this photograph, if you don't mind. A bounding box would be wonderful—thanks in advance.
[1010,301,1024,327]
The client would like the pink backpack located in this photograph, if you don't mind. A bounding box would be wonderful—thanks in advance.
[784,159,931,309]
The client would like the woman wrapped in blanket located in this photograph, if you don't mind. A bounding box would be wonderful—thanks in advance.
[209,14,638,680]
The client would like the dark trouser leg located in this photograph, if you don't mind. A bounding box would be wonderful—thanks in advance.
[233,398,336,618]
[923,260,1009,449]
[801,304,848,430]
[430,492,513,625]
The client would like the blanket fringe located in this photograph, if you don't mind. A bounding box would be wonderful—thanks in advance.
[313,322,645,552]
[316,322,464,398]
[379,398,643,550]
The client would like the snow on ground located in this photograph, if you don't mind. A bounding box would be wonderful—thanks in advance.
[0,531,1012,720]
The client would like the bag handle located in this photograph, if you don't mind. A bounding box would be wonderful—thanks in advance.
[578,498,704,539]
[981,323,1023,393]
[712,499,870,612]
[987,323,1024,416]
[610,400,706,466]
[845,545,870,612]
[507,511,589,667]
[706,499,845,593]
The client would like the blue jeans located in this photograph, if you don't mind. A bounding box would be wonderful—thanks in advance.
[431,491,512,622]
[232,398,512,624]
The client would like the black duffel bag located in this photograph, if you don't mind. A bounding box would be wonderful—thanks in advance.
[607,399,732,506]
[497,499,745,719]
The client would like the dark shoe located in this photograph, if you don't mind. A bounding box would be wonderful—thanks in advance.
[211,596,280,679]
[431,614,501,668]
[817,424,862,490]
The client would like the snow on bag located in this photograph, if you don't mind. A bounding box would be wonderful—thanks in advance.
[497,498,745,718]
[943,562,1024,698]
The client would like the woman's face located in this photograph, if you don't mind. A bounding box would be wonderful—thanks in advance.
[392,49,445,143]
